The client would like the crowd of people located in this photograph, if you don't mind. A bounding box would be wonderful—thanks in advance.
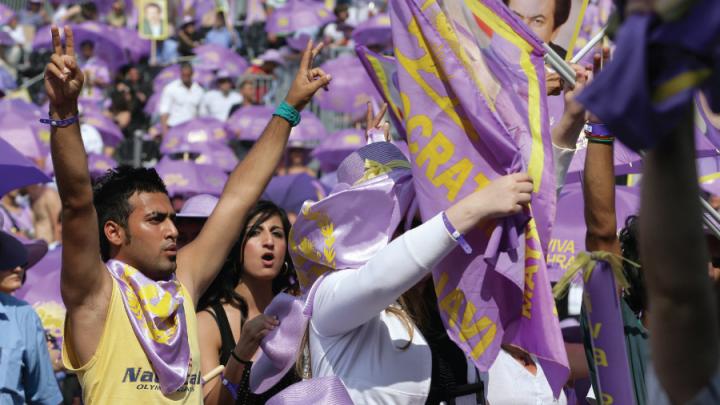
[1,0,719,404]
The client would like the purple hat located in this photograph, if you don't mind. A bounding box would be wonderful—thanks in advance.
[216,70,232,80]
[250,293,306,394]
[259,49,285,66]
[181,15,195,27]
[21,238,48,270]
[289,140,415,292]
[0,231,27,270]
[266,377,352,404]
[176,194,219,219]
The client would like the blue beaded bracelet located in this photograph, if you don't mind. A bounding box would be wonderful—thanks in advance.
[39,115,79,127]
[273,101,301,127]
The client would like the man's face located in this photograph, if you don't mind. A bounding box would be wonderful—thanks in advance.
[219,80,233,93]
[81,43,94,60]
[240,82,256,103]
[146,5,161,24]
[180,67,193,87]
[507,0,557,43]
[114,192,178,280]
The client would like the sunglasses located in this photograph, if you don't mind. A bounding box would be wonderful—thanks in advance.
[711,258,720,268]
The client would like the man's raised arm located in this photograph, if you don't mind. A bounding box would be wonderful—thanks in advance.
[45,27,109,313]
[640,112,719,404]
[178,41,332,302]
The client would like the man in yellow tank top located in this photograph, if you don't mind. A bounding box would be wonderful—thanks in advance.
[43,26,331,403]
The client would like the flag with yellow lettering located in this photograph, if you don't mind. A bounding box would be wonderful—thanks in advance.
[356,45,406,138]
[390,0,568,396]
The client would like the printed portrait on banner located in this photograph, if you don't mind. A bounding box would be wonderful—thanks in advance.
[139,0,170,40]
[501,0,589,60]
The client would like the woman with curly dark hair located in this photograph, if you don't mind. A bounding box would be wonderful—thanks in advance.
[197,200,300,404]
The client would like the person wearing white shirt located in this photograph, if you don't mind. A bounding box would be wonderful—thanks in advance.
[159,62,204,135]
[200,72,243,122]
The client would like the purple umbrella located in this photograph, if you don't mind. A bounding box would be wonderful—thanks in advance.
[155,157,228,197]
[82,113,124,147]
[0,3,14,25]
[194,143,239,172]
[160,117,230,154]
[261,173,327,215]
[565,131,720,183]
[115,27,151,63]
[311,129,364,172]
[351,13,392,47]
[289,111,327,147]
[0,112,48,161]
[227,105,274,141]
[265,0,334,35]
[546,183,640,282]
[33,22,128,71]
[165,142,239,173]
[0,138,50,197]
[314,54,381,114]
[88,153,117,178]
[194,44,249,77]
[14,245,66,344]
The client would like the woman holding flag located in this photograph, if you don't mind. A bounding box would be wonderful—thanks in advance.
[285,104,535,404]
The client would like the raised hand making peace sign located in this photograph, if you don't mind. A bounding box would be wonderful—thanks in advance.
[283,40,332,111]
[44,26,84,115]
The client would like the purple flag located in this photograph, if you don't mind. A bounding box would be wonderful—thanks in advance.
[391,0,567,396]
[697,91,720,149]
[546,184,640,282]
[355,45,406,138]
[578,0,720,150]
[583,259,636,405]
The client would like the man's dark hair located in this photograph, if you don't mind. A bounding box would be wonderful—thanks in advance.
[502,0,572,31]
[79,40,94,50]
[334,4,349,17]
[619,215,646,316]
[92,166,168,261]
[179,61,193,72]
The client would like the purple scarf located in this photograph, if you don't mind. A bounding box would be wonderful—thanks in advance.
[106,260,191,394]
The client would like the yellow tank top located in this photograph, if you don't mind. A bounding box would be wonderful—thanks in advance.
[62,278,203,404]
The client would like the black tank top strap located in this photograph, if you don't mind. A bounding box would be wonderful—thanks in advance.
[209,303,236,365]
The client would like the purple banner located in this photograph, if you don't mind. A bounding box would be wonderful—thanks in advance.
[390,0,568,396]
[584,259,636,405]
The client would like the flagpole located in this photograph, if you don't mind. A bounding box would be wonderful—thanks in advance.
[543,44,576,87]
[150,40,157,66]
[570,27,608,64]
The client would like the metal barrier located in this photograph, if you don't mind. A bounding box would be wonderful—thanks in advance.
[0,0,27,11]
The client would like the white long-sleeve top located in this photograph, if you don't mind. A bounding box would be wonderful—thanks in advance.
[308,149,575,404]
[309,213,462,404]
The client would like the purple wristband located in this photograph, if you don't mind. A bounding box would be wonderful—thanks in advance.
[442,212,472,255]
[40,116,79,127]
[221,373,239,400]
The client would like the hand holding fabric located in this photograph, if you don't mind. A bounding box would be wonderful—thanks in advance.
[445,172,533,235]
[233,314,280,362]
